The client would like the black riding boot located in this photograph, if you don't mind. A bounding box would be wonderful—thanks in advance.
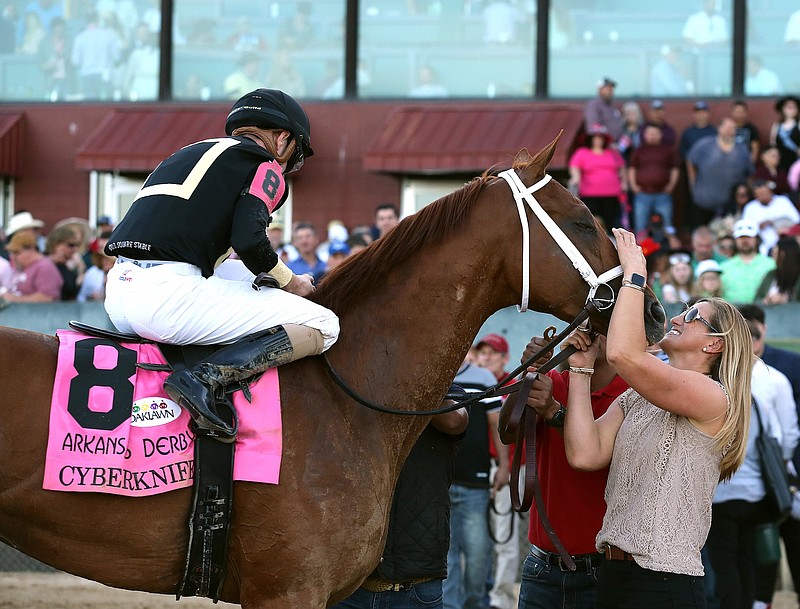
[164,326,294,440]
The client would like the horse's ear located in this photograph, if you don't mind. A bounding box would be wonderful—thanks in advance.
[512,148,534,167]
[528,130,563,174]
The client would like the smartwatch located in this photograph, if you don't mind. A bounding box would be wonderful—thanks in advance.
[628,273,646,288]
[545,404,566,428]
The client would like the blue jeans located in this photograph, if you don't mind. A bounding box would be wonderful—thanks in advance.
[517,547,599,609]
[331,579,444,609]
[633,191,673,235]
[443,484,492,609]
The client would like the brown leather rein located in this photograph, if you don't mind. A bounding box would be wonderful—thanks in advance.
[496,301,600,572]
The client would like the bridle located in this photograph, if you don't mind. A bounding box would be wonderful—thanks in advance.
[498,169,622,313]
[322,168,624,415]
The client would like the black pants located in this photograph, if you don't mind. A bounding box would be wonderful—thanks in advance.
[705,499,774,609]
[596,559,706,609]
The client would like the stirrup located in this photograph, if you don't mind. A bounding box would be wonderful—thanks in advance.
[164,374,238,442]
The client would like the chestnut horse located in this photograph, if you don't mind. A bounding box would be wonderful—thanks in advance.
[0,137,665,608]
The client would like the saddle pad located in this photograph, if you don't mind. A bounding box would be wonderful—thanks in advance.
[43,330,283,497]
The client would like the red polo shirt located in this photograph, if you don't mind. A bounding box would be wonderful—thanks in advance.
[528,370,629,555]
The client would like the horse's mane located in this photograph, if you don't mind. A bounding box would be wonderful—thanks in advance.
[314,149,549,312]
[314,174,494,312]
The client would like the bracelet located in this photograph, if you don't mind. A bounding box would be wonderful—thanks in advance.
[569,366,594,375]
[621,280,645,293]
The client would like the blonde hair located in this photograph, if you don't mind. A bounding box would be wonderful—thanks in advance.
[701,297,753,481]
[231,126,297,167]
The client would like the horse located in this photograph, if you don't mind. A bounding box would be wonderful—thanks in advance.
[0,136,666,608]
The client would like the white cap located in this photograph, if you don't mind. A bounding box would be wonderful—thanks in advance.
[733,219,759,239]
[695,259,723,279]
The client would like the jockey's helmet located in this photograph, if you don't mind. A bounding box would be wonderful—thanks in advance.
[225,88,314,173]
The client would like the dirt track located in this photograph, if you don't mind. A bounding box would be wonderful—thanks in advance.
[0,573,239,609]
[0,573,797,609]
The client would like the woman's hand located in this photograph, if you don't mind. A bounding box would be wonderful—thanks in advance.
[612,228,647,278]
[565,330,600,369]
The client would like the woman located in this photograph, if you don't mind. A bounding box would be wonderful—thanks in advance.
[769,96,800,172]
[617,101,644,163]
[568,124,626,234]
[563,227,753,609]
[45,225,84,301]
[755,236,800,304]
[753,145,791,196]
[660,251,694,305]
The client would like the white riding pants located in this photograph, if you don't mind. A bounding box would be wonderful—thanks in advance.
[104,258,339,349]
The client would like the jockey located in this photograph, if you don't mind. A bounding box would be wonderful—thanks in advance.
[103,88,340,440]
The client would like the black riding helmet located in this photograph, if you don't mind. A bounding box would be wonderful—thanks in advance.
[225,88,314,173]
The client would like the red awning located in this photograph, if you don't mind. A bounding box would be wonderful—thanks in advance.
[76,109,225,172]
[363,104,583,174]
[0,113,25,176]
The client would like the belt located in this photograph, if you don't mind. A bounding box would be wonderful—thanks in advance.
[360,576,436,593]
[529,544,602,572]
[604,545,636,561]
[117,256,177,269]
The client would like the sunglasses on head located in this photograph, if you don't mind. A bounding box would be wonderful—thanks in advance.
[669,253,691,266]
[680,304,720,334]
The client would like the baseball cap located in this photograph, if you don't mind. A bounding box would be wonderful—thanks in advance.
[328,240,350,256]
[693,100,709,111]
[752,178,776,190]
[597,77,617,88]
[651,99,664,109]
[784,224,800,237]
[733,219,759,239]
[97,215,113,226]
[475,333,509,354]
[694,259,723,279]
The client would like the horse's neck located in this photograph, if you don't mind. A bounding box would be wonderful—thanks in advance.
[336,251,508,411]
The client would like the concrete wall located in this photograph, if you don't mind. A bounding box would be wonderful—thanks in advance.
[2,301,799,359]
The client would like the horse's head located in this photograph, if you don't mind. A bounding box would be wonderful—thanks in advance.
[498,134,666,344]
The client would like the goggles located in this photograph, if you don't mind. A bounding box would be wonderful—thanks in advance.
[285,136,306,174]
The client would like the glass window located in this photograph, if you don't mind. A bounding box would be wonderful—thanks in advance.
[173,0,346,101]
[1,1,156,101]
[359,0,535,99]
[549,0,733,98]
[745,0,797,97]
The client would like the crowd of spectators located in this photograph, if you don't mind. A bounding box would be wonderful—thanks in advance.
[0,203,398,307]
[0,211,114,304]
[582,79,800,308]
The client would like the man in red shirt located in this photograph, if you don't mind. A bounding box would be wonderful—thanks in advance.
[628,123,680,239]
[517,332,628,609]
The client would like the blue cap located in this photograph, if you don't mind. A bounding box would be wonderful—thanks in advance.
[328,240,350,256]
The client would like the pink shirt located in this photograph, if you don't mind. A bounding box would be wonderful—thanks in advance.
[12,256,63,299]
[569,147,625,197]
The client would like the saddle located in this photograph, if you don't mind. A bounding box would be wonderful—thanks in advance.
[68,321,235,601]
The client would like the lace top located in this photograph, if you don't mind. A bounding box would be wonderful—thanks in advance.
[596,388,725,576]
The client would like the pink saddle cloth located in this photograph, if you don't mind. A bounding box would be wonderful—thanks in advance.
[43,330,283,497]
